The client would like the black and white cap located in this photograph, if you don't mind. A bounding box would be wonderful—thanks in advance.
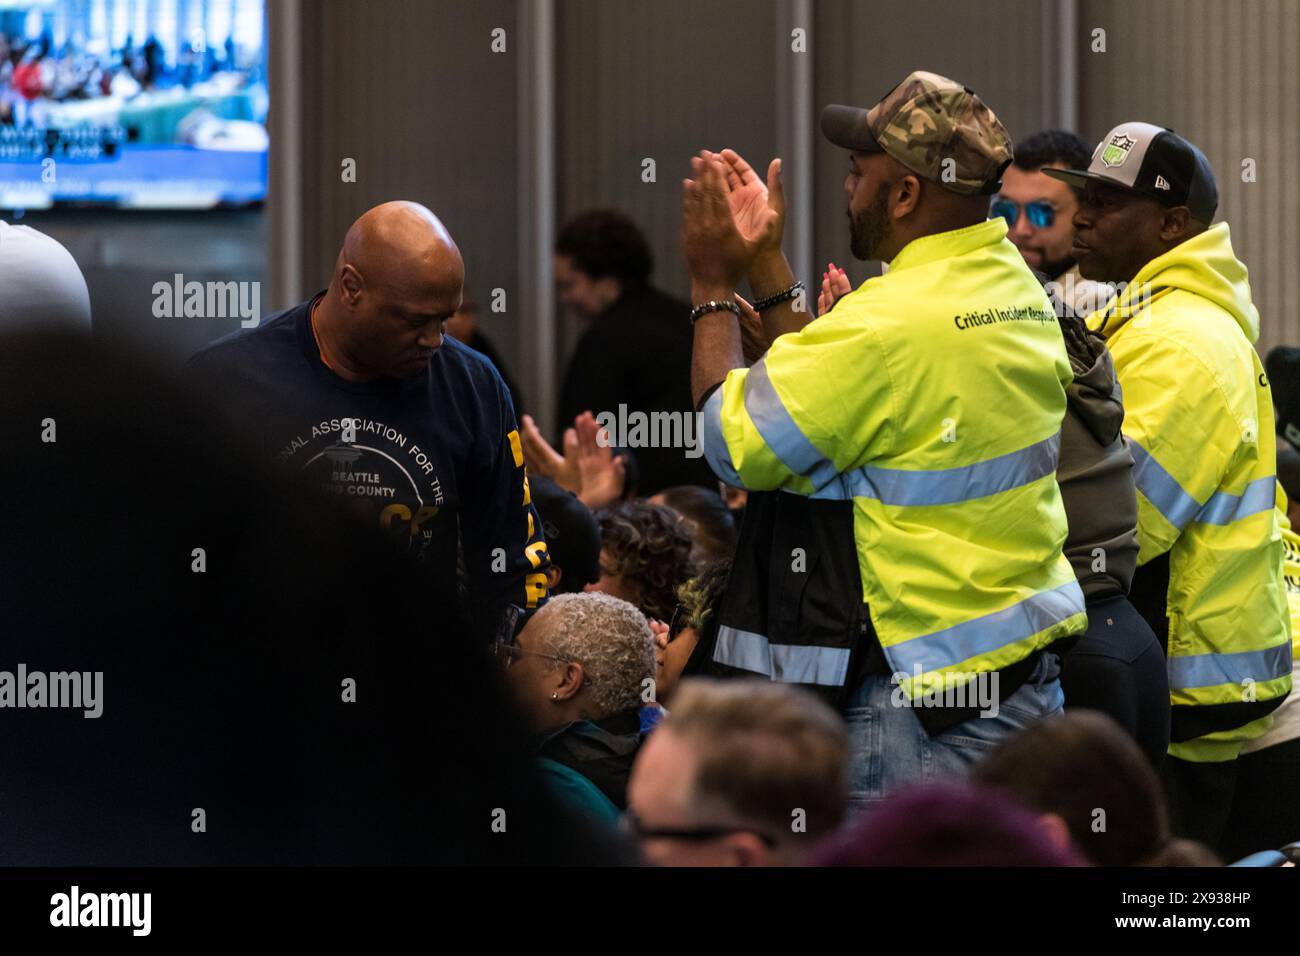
[1043,122,1218,224]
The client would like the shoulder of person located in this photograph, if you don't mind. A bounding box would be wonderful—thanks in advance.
[436,333,511,405]
[609,284,690,323]
[185,301,301,376]
[1132,291,1257,380]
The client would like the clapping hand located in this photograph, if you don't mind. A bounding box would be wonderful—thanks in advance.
[520,414,580,494]
[716,148,785,260]
[572,411,626,511]
[682,151,777,294]
[518,412,626,511]
[818,263,852,317]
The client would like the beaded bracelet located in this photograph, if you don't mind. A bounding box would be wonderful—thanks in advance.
[751,280,805,312]
[689,299,743,325]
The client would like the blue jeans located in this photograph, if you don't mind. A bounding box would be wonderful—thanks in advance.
[844,653,1064,814]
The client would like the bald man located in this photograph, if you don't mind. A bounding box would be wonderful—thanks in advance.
[187,201,549,641]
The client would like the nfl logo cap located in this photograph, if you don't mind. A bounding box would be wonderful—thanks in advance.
[1043,122,1218,223]
[821,70,1013,195]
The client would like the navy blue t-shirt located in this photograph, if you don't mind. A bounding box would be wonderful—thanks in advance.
[186,293,549,640]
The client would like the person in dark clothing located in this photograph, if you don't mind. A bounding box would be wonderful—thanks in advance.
[444,294,526,420]
[554,209,716,494]
[995,130,1107,318]
[1265,346,1300,446]
[0,330,625,865]
[186,201,549,644]
[500,593,656,815]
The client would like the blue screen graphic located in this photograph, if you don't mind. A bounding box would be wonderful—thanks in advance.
[0,0,267,209]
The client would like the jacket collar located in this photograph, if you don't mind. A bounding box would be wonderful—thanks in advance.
[888,218,1010,274]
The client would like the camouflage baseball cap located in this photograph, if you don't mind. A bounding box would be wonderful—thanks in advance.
[821,70,1014,195]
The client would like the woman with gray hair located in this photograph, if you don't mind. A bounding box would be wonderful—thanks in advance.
[498,592,657,825]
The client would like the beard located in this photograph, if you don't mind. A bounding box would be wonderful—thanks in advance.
[848,182,892,261]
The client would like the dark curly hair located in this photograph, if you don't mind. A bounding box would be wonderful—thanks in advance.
[1013,129,1091,174]
[654,485,737,565]
[555,209,653,286]
[596,500,694,622]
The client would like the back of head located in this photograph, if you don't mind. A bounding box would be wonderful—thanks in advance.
[1136,838,1222,867]
[1014,128,1092,173]
[813,781,1086,866]
[821,70,1014,242]
[538,592,656,720]
[654,484,737,564]
[0,221,92,332]
[597,499,695,620]
[971,710,1167,866]
[666,678,849,841]
[555,209,653,287]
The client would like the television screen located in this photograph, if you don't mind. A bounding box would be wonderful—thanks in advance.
[0,0,267,209]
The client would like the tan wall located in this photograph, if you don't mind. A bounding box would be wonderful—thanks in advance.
[279,0,521,369]
[556,0,779,357]
[812,0,1054,288]
[1079,0,1300,353]
[272,0,1300,415]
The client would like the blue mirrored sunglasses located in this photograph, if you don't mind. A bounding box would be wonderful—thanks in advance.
[991,199,1055,229]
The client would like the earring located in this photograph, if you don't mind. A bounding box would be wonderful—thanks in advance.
[551,692,559,701]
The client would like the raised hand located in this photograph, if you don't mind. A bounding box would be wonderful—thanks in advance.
[573,411,626,510]
[519,414,581,494]
[716,148,785,258]
[818,262,852,317]
[682,151,772,293]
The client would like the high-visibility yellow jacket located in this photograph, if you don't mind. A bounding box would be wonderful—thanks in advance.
[1087,223,1293,762]
[702,218,1087,706]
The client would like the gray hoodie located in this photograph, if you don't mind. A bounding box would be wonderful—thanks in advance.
[1054,309,1140,599]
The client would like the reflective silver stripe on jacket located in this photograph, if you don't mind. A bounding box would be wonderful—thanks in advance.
[712,626,852,687]
[884,580,1086,675]
[1167,642,1293,691]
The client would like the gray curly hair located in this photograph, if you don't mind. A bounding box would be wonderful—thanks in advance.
[535,592,656,718]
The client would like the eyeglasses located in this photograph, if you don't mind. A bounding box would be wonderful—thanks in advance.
[620,808,777,847]
[495,604,536,645]
[991,198,1056,229]
[490,641,565,668]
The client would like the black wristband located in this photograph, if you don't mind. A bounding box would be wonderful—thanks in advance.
[751,281,805,312]
[690,299,742,325]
